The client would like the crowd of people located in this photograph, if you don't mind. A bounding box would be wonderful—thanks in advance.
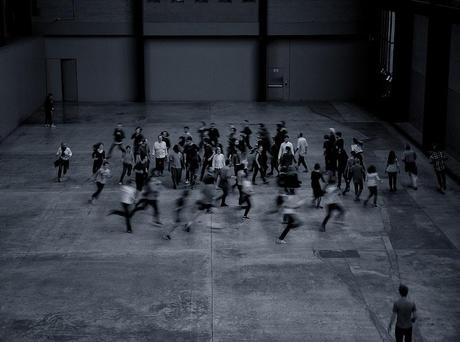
[52,118,451,244]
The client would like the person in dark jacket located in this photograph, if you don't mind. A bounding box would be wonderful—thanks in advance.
[107,123,126,158]
[44,93,55,127]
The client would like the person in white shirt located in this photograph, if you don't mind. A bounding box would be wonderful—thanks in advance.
[90,161,112,204]
[320,179,345,232]
[364,165,382,207]
[152,135,168,176]
[108,184,137,233]
[295,132,308,172]
[212,146,225,177]
[55,142,72,182]
[278,135,294,162]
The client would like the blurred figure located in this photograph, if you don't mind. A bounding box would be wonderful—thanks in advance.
[252,145,268,185]
[119,145,134,185]
[44,93,55,127]
[351,158,366,201]
[92,142,105,174]
[239,173,254,219]
[208,122,220,147]
[90,161,111,204]
[55,142,72,182]
[276,192,307,244]
[162,189,190,240]
[402,144,417,190]
[388,284,417,342]
[108,184,137,233]
[132,178,162,225]
[320,178,345,232]
[216,159,232,207]
[107,123,126,158]
[184,172,216,232]
[241,119,252,149]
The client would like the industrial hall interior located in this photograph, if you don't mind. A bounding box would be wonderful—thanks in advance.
[1,0,460,341]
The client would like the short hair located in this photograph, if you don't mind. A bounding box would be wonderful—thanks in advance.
[399,284,409,297]
[184,126,189,130]
[314,163,321,170]
[336,132,342,137]
[186,136,193,141]
[298,132,303,137]
[367,165,376,173]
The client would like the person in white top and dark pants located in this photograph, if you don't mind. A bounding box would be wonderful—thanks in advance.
[153,135,168,176]
[295,133,308,172]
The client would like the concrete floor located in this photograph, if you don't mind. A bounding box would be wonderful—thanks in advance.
[0,102,459,341]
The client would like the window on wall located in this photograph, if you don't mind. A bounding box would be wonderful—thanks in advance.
[378,10,396,98]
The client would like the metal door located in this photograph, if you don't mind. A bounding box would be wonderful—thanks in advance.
[267,40,290,101]
[61,59,78,102]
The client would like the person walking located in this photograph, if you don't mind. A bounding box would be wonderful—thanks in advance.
[342,151,356,195]
[107,123,126,158]
[239,173,254,219]
[320,179,345,232]
[336,147,349,189]
[168,145,183,189]
[216,159,232,207]
[278,135,294,164]
[364,165,382,207]
[119,145,134,184]
[252,145,269,185]
[429,144,449,193]
[92,143,105,174]
[44,93,56,127]
[402,144,418,190]
[152,135,168,176]
[385,150,400,192]
[388,284,417,342]
[311,163,325,208]
[184,173,216,232]
[351,158,366,201]
[200,139,214,181]
[295,133,308,172]
[211,146,225,179]
[241,120,253,149]
[90,161,111,204]
[108,184,137,233]
[55,142,72,182]
[208,122,220,147]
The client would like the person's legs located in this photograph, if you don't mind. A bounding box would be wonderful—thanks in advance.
[279,215,294,240]
[200,160,209,181]
[395,327,404,342]
[243,196,251,217]
[357,180,363,198]
[260,166,267,183]
[441,170,447,190]
[403,327,412,342]
[107,143,116,158]
[58,163,63,179]
[321,205,332,230]
[157,158,165,175]
[92,182,104,200]
[120,163,128,183]
[135,173,143,191]
[353,181,359,197]
[252,164,259,183]
[122,203,132,232]
[435,170,443,190]
[299,155,308,171]
[337,169,343,188]
[171,168,177,188]
[127,164,132,177]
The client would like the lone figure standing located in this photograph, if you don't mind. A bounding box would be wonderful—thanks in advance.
[388,284,417,342]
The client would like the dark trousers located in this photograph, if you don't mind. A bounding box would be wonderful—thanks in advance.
[321,203,345,228]
[200,159,211,180]
[366,186,378,205]
[120,163,133,183]
[354,180,363,198]
[135,172,145,191]
[297,155,308,171]
[156,158,165,174]
[92,182,105,199]
[388,172,397,191]
[108,142,125,158]
[337,168,345,188]
[134,199,159,221]
[109,203,133,232]
[93,160,103,174]
[252,164,266,183]
[435,170,447,190]
[170,167,181,188]
[58,160,69,178]
[395,326,412,342]
[217,185,229,205]
[239,194,251,216]
[279,214,298,240]
[45,109,53,125]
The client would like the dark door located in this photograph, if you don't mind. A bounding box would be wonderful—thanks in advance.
[267,40,290,101]
[61,59,78,102]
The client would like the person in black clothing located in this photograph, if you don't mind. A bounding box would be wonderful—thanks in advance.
[241,120,252,149]
[323,134,337,177]
[183,137,200,187]
[131,127,144,156]
[268,141,280,176]
[335,131,344,151]
[252,145,268,185]
[208,122,220,147]
[227,126,238,158]
[257,123,271,153]
[198,121,208,150]
[200,139,214,181]
[337,147,349,189]
[279,146,295,173]
[134,147,148,191]
[311,163,325,208]
[161,131,171,150]
[92,143,106,174]
[107,123,126,158]
[44,93,55,127]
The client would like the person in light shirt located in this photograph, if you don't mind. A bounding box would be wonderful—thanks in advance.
[212,146,225,177]
[153,135,168,176]
[278,135,294,162]
[295,133,308,172]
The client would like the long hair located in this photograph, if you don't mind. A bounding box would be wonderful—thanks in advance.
[387,150,396,164]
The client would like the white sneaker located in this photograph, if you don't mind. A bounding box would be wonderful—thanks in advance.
[276,239,287,244]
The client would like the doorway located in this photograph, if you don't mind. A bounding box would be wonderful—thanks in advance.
[61,59,78,102]
[267,40,290,101]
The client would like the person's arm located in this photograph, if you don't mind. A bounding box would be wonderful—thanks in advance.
[56,148,61,156]
[411,303,417,323]
[388,312,397,333]
[278,144,283,161]
[67,148,72,159]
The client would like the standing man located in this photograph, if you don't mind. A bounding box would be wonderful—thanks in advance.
[295,133,308,172]
[429,144,449,193]
[152,134,168,176]
[107,123,126,158]
[44,93,56,127]
[388,284,417,342]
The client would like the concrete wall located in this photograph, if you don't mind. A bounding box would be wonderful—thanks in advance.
[45,37,137,102]
[145,38,258,101]
[288,39,369,101]
[446,24,460,159]
[408,14,428,132]
[0,39,46,141]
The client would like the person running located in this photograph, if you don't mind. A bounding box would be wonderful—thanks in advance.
[311,163,325,208]
[107,123,125,158]
[252,145,269,185]
[162,189,190,240]
[216,159,232,207]
[276,192,307,244]
[168,145,183,189]
[119,145,134,184]
[320,179,345,232]
[402,144,417,190]
[429,143,448,193]
[108,184,137,233]
[90,161,111,204]
[351,158,366,201]
[295,133,308,172]
[152,134,168,176]
[55,142,72,182]
[388,284,417,342]
[364,165,382,207]
[184,172,216,232]
[132,177,162,225]
[239,173,254,219]
[44,93,56,127]
[386,150,400,192]
[92,143,105,174]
